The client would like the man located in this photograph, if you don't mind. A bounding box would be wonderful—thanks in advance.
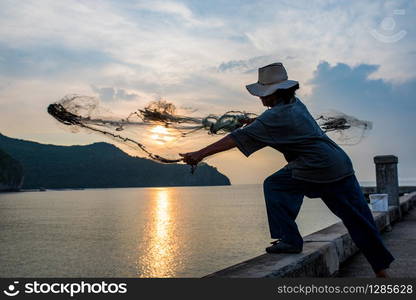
[179,62,394,277]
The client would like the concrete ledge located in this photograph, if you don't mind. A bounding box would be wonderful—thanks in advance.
[362,186,416,197]
[204,242,338,278]
[204,192,416,278]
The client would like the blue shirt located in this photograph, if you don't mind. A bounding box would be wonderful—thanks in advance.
[230,97,354,183]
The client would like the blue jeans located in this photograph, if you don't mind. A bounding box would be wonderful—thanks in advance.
[263,167,395,273]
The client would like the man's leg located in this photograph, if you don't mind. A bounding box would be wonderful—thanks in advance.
[263,168,304,249]
[320,175,395,274]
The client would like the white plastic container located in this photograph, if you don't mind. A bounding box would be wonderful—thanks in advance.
[368,193,389,212]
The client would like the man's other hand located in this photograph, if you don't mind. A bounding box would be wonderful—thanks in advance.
[239,117,256,126]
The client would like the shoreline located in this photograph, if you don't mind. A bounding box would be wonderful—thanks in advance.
[1,183,235,193]
[3,183,416,195]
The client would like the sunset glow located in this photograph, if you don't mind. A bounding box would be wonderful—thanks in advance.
[150,125,175,144]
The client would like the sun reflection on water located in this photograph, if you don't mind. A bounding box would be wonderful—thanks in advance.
[137,188,179,277]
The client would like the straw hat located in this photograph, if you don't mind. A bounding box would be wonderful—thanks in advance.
[246,62,298,97]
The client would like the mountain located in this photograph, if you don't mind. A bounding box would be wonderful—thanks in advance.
[0,147,24,191]
[0,133,230,189]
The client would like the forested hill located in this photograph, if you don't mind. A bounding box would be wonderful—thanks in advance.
[0,147,23,191]
[0,133,230,189]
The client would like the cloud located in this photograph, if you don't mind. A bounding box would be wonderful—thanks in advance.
[242,0,416,83]
[217,56,272,73]
[217,55,298,74]
[0,42,114,78]
[1,0,414,93]
[133,0,224,28]
[91,85,138,102]
[140,0,193,20]
[115,89,138,101]
[308,61,415,115]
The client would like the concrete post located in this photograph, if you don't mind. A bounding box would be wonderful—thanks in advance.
[374,155,401,219]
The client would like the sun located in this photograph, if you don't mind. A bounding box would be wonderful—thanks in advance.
[150,125,175,144]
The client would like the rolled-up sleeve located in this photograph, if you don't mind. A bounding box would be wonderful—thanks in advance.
[229,120,269,157]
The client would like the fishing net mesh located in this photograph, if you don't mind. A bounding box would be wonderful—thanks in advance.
[48,95,372,163]
[316,111,372,145]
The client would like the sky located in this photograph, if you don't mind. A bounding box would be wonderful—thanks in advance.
[0,0,415,184]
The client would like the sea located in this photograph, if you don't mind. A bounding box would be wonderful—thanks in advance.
[0,182,399,278]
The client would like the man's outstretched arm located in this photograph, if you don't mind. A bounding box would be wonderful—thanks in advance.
[179,134,237,165]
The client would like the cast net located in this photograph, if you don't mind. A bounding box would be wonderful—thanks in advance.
[315,111,372,145]
[47,95,257,163]
[47,95,372,164]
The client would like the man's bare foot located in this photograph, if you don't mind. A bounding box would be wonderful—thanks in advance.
[375,269,389,278]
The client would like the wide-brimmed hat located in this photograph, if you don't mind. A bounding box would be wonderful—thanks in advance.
[246,62,298,97]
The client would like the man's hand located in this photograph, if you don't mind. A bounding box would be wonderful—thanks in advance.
[179,134,237,167]
[179,151,204,165]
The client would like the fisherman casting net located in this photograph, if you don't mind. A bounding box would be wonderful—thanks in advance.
[48,95,372,164]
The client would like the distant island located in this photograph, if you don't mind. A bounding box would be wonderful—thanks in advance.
[0,133,230,190]
[0,147,24,191]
